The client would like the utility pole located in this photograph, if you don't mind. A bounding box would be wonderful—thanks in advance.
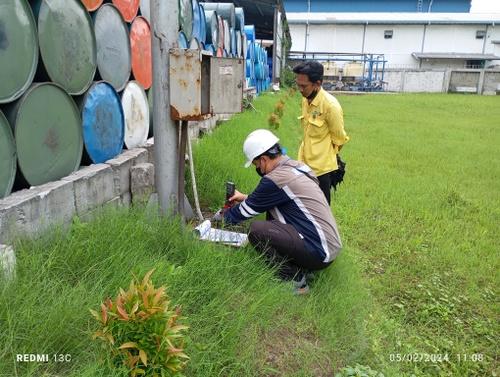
[151,0,179,216]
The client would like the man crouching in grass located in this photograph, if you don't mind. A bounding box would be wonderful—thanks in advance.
[213,129,343,294]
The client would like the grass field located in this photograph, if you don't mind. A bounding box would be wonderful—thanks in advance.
[0,92,498,376]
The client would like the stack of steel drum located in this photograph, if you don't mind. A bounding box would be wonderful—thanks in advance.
[0,0,272,199]
[0,0,152,198]
[196,3,271,93]
[243,25,271,94]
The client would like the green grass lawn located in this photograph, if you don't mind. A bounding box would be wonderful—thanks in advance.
[0,92,498,377]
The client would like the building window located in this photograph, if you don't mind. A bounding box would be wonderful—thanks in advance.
[384,30,393,39]
[465,60,485,69]
[476,30,486,39]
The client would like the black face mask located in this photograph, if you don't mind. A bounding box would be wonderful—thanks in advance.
[307,88,319,101]
[255,167,265,177]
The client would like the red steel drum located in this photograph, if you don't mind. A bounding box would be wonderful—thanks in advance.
[130,16,152,90]
[112,0,139,22]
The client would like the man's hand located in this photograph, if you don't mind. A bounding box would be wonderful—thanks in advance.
[212,208,225,222]
[229,190,247,203]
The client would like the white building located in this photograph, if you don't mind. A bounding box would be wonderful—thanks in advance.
[287,12,500,69]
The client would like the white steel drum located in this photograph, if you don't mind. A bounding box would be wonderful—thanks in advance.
[121,81,149,149]
[223,19,230,52]
[189,38,201,50]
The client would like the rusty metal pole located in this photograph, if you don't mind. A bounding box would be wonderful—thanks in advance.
[151,0,179,216]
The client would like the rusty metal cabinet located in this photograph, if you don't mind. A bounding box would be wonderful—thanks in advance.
[170,49,244,120]
[169,49,211,120]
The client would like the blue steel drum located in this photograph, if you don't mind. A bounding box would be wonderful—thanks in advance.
[254,62,261,80]
[257,45,263,62]
[246,41,254,62]
[244,25,255,42]
[204,43,216,55]
[235,7,245,31]
[199,4,206,44]
[178,31,189,48]
[191,0,202,43]
[81,82,124,164]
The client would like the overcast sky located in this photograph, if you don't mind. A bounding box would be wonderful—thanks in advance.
[470,0,500,12]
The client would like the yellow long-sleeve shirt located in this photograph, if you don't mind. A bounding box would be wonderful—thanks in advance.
[298,88,349,176]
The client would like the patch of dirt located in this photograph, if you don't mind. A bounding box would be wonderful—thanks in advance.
[258,326,335,377]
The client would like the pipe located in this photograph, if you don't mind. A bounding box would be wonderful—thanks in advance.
[304,0,311,52]
[187,130,204,221]
[178,120,188,220]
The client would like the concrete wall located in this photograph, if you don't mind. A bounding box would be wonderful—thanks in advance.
[0,114,224,245]
[483,71,500,94]
[384,69,446,92]
[449,70,481,90]
[382,68,500,93]
[0,146,153,244]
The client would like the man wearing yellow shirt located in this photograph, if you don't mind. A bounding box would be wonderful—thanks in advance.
[293,61,349,204]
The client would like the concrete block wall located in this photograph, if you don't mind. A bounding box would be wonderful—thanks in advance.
[385,69,446,92]
[384,68,500,94]
[0,111,235,245]
[482,72,500,94]
[0,143,155,244]
[403,71,446,92]
[449,71,481,90]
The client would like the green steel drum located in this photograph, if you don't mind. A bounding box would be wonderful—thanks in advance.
[37,0,96,95]
[94,4,131,92]
[7,83,82,186]
[0,110,16,198]
[0,0,38,104]
[179,0,193,41]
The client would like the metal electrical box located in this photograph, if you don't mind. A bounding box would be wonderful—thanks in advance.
[210,57,244,114]
[169,49,211,120]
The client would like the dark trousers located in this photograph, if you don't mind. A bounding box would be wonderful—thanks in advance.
[317,172,334,205]
[248,220,331,280]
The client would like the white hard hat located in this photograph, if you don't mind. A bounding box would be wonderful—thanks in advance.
[243,129,280,167]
